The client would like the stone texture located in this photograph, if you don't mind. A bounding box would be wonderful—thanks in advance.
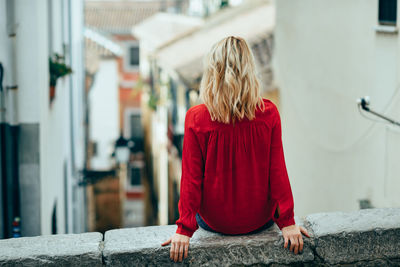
[305,208,400,265]
[0,232,103,267]
[103,216,314,266]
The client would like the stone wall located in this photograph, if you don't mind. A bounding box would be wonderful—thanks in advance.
[1,208,399,266]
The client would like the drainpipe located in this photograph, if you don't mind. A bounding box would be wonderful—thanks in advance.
[68,0,77,233]
[0,63,6,239]
[4,0,21,238]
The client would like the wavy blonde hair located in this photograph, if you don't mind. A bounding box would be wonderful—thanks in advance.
[199,36,265,124]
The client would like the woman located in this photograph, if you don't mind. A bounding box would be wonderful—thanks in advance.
[161,36,310,262]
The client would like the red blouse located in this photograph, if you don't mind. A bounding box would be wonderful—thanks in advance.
[175,98,295,237]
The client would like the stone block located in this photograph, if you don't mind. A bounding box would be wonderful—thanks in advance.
[103,217,314,266]
[305,207,400,265]
[0,232,103,266]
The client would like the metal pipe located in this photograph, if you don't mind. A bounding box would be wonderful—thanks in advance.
[6,0,18,126]
[0,63,6,239]
[365,108,400,127]
[358,96,400,127]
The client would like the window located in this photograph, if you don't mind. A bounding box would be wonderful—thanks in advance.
[123,42,140,72]
[63,160,68,233]
[130,166,142,186]
[378,0,397,25]
[128,161,145,189]
[51,201,57,234]
[129,113,144,152]
[129,46,140,66]
[90,141,98,156]
[220,0,229,8]
[129,113,143,139]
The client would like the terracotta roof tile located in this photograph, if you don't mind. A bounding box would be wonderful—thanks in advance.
[85,1,187,34]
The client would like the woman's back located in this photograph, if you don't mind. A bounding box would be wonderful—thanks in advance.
[166,37,306,262]
[175,97,295,236]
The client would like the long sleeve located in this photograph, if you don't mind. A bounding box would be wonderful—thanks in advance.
[175,108,205,237]
[269,105,296,230]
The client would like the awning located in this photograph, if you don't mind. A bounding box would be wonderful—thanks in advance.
[132,13,203,52]
[84,27,123,74]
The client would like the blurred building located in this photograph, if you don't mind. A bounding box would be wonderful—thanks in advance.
[84,0,168,174]
[133,0,276,226]
[133,11,204,226]
[85,28,123,171]
[84,28,124,232]
[273,0,400,216]
[0,0,87,238]
[84,0,188,230]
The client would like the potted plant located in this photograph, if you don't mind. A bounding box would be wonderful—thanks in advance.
[49,53,72,102]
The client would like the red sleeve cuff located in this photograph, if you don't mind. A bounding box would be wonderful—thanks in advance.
[176,225,195,237]
[274,216,296,230]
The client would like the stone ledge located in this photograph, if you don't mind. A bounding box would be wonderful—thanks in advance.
[103,217,314,266]
[0,208,399,266]
[305,208,400,265]
[0,232,103,266]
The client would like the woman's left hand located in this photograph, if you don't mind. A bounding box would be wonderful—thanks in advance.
[161,233,190,262]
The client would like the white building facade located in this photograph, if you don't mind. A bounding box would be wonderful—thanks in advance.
[273,0,400,216]
[88,59,120,170]
[0,0,87,238]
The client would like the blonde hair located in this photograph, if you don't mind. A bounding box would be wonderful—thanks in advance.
[199,36,265,124]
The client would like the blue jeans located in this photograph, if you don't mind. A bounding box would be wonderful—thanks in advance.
[195,213,275,235]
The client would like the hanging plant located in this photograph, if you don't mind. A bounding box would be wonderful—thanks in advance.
[130,74,145,99]
[148,90,159,111]
[49,53,73,102]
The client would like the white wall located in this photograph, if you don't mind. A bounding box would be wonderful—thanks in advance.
[39,0,69,235]
[69,0,86,175]
[14,2,43,123]
[0,0,73,236]
[89,60,120,170]
[0,0,43,124]
[49,0,86,234]
[0,1,10,88]
[66,0,86,234]
[274,0,400,217]
[3,0,87,235]
[7,0,63,236]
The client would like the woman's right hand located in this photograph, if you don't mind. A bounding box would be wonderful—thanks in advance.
[281,224,310,254]
[161,233,190,262]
